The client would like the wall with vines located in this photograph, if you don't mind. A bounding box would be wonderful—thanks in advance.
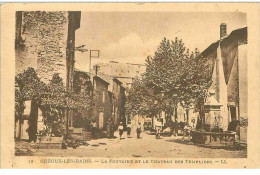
[15,11,68,85]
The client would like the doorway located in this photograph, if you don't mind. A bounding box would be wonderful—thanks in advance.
[99,112,104,130]
[230,106,237,121]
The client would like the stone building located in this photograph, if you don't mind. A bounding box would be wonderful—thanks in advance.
[72,69,93,129]
[184,24,248,131]
[170,24,247,134]
[200,24,247,131]
[92,61,143,127]
[93,61,146,88]
[111,78,126,127]
[15,11,81,140]
[89,70,127,130]
[15,11,81,88]
[93,75,113,130]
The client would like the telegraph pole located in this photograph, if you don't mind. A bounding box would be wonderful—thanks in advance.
[65,44,87,139]
[89,50,100,72]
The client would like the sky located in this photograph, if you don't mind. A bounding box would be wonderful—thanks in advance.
[75,12,246,71]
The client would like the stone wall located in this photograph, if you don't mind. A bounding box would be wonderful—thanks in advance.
[15,11,68,85]
[227,51,239,106]
[93,77,112,130]
[238,44,248,118]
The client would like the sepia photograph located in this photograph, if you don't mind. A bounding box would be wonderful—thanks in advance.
[14,10,247,158]
[1,2,260,169]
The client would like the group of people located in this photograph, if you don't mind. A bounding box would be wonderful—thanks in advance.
[91,117,242,146]
[90,119,143,140]
[90,118,115,139]
[118,121,142,140]
[90,118,193,141]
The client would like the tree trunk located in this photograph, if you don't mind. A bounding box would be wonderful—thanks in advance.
[18,118,22,140]
[186,109,189,123]
[174,107,178,121]
[65,109,69,140]
[196,103,205,130]
[28,99,38,142]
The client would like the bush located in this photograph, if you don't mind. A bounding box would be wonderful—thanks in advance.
[240,117,248,127]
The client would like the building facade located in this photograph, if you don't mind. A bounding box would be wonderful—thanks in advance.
[93,75,113,130]
[15,11,81,140]
[167,24,247,133]
[92,61,144,127]
[90,71,127,130]
[15,11,81,87]
[93,61,146,88]
[199,24,247,131]
[111,78,126,127]
[72,69,93,129]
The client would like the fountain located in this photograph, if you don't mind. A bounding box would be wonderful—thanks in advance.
[191,90,235,147]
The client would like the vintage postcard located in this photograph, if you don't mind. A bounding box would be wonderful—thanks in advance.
[0,3,260,169]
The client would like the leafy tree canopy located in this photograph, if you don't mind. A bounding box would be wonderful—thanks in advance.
[126,37,212,117]
[15,68,92,115]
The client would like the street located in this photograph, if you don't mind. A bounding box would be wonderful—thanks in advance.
[33,131,247,158]
[13,11,249,161]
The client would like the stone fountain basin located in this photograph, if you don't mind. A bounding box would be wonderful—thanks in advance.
[191,130,235,147]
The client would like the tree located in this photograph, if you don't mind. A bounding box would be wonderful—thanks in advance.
[15,87,25,140]
[15,67,46,141]
[15,67,46,101]
[15,68,93,140]
[40,73,92,136]
[126,37,212,121]
[126,78,161,118]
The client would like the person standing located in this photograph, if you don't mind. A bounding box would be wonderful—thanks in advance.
[172,119,179,137]
[91,120,97,139]
[155,120,162,139]
[136,122,142,139]
[182,122,192,141]
[126,121,132,138]
[155,127,161,139]
[118,122,124,140]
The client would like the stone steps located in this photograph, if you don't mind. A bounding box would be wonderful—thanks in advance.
[38,142,62,149]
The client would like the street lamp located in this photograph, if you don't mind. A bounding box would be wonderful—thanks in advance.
[67,44,88,53]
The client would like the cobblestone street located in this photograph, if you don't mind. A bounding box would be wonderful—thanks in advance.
[33,131,247,158]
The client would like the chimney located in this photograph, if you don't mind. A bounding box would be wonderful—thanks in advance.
[220,23,227,39]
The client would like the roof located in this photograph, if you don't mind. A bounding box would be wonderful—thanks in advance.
[126,63,146,66]
[93,75,110,85]
[74,68,91,77]
[201,27,247,84]
[113,78,123,85]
